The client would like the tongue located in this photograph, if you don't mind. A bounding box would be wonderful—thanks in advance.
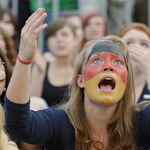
[100,85,112,90]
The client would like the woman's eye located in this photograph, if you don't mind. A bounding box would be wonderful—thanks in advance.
[96,22,101,26]
[93,58,101,64]
[126,42,131,45]
[114,60,122,66]
[62,32,68,37]
[51,34,56,38]
[142,43,148,48]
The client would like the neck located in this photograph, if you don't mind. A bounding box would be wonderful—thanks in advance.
[84,94,118,136]
[134,73,146,88]
[54,55,72,68]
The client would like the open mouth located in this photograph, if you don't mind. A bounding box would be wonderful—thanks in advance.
[98,76,116,91]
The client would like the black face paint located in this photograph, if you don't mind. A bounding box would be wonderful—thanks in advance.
[85,41,125,64]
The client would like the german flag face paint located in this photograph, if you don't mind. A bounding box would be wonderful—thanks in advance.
[0,58,6,95]
[83,41,128,104]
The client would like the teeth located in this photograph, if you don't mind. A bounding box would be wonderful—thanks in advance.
[105,78,112,80]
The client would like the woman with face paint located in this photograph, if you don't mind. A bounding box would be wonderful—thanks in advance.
[4,9,150,150]
[0,49,19,150]
[118,23,150,103]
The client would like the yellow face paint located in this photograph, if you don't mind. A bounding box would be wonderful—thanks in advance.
[84,73,126,104]
[0,80,5,85]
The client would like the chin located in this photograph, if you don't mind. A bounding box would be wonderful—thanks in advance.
[96,98,120,105]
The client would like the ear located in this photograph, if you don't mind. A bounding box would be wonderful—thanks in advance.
[76,74,85,88]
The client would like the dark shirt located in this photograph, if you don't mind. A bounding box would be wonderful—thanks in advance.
[138,83,150,103]
[4,97,150,150]
[41,63,69,106]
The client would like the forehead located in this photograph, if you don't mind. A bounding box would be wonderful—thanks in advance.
[85,41,124,64]
[87,16,104,25]
[67,16,81,24]
[89,41,124,57]
[122,29,150,41]
[56,25,73,33]
[3,13,11,21]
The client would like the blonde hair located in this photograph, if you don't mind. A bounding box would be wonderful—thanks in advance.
[62,35,136,150]
[0,105,17,149]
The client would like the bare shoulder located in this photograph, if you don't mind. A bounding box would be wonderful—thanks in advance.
[7,144,19,150]
[43,52,56,62]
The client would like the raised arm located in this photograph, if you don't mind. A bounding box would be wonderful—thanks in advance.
[6,8,47,104]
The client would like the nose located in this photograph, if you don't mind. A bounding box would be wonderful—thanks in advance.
[57,35,63,41]
[103,66,114,72]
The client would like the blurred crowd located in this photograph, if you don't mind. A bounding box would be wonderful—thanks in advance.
[0,0,150,149]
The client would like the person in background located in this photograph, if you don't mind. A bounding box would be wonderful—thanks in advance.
[0,49,18,150]
[61,13,84,65]
[0,9,20,52]
[4,8,150,150]
[0,28,17,66]
[0,30,43,150]
[118,23,150,103]
[82,12,107,46]
[30,17,76,107]
[30,0,78,54]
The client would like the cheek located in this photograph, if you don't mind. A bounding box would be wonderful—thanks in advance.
[0,71,6,95]
[0,70,6,79]
[115,67,128,85]
[47,39,55,49]
[84,65,103,83]
[84,27,90,34]
[0,40,6,51]
[67,36,75,47]
[3,24,15,37]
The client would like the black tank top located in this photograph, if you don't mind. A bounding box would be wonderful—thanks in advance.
[41,63,69,106]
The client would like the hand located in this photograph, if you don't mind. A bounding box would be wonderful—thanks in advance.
[128,45,150,76]
[18,8,47,63]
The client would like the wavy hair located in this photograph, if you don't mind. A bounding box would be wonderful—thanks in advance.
[0,49,17,149]
[0,28,17,66]
[0,48,13,103]
[62,35,136,150]
[0,104,17,149]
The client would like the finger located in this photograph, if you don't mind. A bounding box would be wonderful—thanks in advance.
[129,49,150,65]
[22,8,42,31]
[28,13,47,38]
[128,47,143,56]
[23,8,45,35]
[30,23,47,43]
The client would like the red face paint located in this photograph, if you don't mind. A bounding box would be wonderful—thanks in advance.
[84,52,128,85]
